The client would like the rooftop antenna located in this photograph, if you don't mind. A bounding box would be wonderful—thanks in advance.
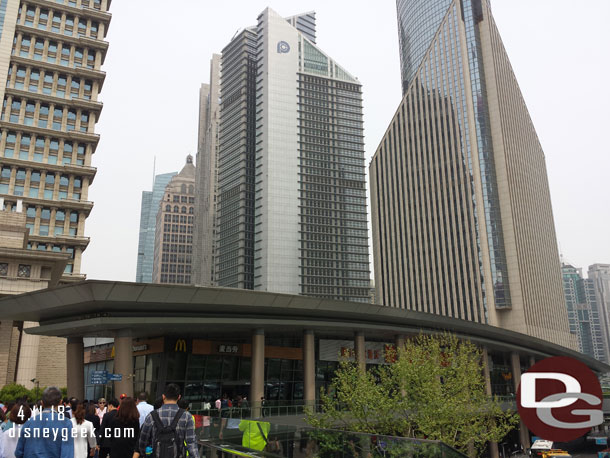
[152,156,156,188]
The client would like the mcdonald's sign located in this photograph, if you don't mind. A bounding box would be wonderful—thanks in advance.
[175,339,187,352]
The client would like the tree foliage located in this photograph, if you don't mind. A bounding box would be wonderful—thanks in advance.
[0,383,34,403]
[307,333,518,457]
[0,384,68,403]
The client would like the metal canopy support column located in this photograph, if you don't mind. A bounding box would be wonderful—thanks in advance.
[114,331,133,398]
[303,329,315,407]
[483,347,499,458]
[250,328,265,417]
[66,337,84,400]
[355,331,366,371]
[511,352,529,452]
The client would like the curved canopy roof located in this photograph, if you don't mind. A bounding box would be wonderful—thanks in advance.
[0,280,606,373]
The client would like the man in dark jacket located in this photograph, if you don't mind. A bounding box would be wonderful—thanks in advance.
[98,398,119,458]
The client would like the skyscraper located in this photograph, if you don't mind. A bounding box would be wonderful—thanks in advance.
[562,263,607,361]
[136,171,177,283]
[589,263,610,358]
[215,28,257,290]
[152,156,195,285]
[193,54,220,287]
[370,0,575,348]
[0,0,111,387]
[215,9,370,301]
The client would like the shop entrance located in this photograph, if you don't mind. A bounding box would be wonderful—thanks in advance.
[219,382,250,403]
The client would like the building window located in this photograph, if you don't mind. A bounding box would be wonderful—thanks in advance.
[28,70,40,93]
[0,263,8,277]
[60,47,70,66]
[80,112,89,132]
[65,16,75,36]
[33,40,44,61]
[24,7,35,27]
[19,37,31,58]
[53,108,63,130]
[90,22,98,39]
[70,78,80,99]
[38,9,49,30]
[74,48,83,67]
[47,42,58,64]
[9,99,21,123]
[17,264,31,278]
[51,14,61,33]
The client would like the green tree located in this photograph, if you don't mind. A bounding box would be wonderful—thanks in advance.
[307,333,518,457]
[0,383,33,403]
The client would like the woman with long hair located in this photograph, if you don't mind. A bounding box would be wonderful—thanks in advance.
[108,397,140,458]
[84,401,101,438]
[70,401,97,457]
[0,403,31,458]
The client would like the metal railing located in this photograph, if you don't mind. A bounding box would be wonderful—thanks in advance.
[197,423,467,458]
[191,401,324,420]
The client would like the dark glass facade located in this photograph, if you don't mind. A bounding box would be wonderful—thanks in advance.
[461,0,511,309]
[216,30,258,289]
[297,74,370,302]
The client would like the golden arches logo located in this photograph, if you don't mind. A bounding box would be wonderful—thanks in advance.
[175,339,187,352]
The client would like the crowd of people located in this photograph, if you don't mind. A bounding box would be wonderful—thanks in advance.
[0,384,200,458]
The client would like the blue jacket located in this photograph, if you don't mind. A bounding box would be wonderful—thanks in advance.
[15,408,74,458]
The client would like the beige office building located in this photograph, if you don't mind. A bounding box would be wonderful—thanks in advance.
[0,0,111,389]
[152,156,196,285]
[193,54,220,287]
[371,0,575,349]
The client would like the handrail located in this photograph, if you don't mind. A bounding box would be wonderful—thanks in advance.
[197,423,467,458]
[190,402,323,420]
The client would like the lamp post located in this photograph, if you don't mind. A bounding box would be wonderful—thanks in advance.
[30,378,40,401]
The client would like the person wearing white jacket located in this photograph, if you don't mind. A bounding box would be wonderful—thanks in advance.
[0,403,31,458]
[70,402,97,458]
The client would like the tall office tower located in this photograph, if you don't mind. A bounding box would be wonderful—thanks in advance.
[215,9,370,301]
[562,263,608,362]
[193,54,220,287]
[152,156,195,285]
[370,0,575,347]
[0,0,111,387]
[215,28,257,290]
[589,263,610,359]
[136,171,177,283]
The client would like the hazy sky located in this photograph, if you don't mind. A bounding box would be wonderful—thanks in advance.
[83,0,610,281]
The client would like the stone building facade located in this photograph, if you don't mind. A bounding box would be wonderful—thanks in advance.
[0,0,112,389]
[152,156,196,285]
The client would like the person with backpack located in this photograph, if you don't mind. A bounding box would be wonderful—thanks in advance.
[134,384,199,458]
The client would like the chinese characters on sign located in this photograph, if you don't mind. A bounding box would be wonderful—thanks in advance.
[218,344,239,354]
[319,340,393,364]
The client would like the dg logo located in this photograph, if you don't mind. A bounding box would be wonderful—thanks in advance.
[277,41,290,54]
[517,356,603,442]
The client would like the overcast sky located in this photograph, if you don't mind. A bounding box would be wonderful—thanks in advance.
[83,0,610,281]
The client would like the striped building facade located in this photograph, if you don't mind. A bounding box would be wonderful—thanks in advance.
[371,0,575,348]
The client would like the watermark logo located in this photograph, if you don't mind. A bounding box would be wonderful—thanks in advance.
[517,356,603,442]
[277,41,290,54]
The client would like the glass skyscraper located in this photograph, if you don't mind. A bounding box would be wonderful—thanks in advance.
[562,263,608,362]
[371,0,575,348]
[136,171,176,283]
